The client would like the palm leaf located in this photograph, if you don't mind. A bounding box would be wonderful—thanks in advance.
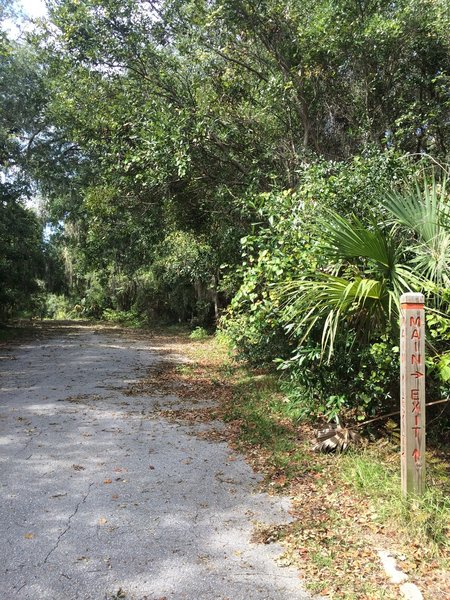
[278,200,445,359]
[384,175,450,290]
[280,275,387,358]
[320,211,400,270]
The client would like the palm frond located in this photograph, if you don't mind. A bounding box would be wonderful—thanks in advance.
[320,211,400,270]
[280,275,387,357]
[313,425,361,453]
[384,175,450,290]
[277,193,449,359]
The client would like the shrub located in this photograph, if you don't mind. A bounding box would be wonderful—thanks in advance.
[45,294,77,319]
[223,154,450,422]
[189,326,209,340]
[102,308,143,327]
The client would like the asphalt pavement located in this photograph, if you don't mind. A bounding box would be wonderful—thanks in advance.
[0,324,315,600]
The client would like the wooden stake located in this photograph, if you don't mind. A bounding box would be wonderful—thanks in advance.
[400,292,426,496]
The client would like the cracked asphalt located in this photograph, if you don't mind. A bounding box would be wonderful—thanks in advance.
[0,323,315,600]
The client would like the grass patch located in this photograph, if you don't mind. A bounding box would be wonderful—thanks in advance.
[339,449,450,552]
[102,309,146,328]
[189,326,210,340]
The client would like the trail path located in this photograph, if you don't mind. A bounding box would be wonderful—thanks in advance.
[0,323,314,600]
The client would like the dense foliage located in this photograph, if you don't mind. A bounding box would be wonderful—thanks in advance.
[223,155,450,420]
[2,0,450,422]
[0,5,46,320]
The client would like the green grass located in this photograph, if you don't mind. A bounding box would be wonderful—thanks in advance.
[102,309,146,328]
[339,450,450,552]
[175,364,195,376]
[222,356,450,554]
[189,326,210,340]
[223,379,293,447]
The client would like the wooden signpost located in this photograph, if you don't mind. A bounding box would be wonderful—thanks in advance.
[400,292,426,497]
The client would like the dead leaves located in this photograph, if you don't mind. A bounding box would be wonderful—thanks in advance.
[104,471,128,485]
[194,428,227,442]
[251,523,286,545]
[313,425,361,453]
[95,331,445,599]
[61,393,103,404]
[108,587,126,599]
[270,474,287,488]
[158,407,218,425]
[125,359,233,409]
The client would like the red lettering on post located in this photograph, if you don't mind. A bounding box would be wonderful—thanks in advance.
[411,399,420,414]
[412,448,421,463]
[400,292,425,496]
[410,371,424,379]
[410,389,419,400]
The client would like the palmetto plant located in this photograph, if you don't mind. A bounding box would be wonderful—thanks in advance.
[280,174,450,359]
[384,176,450,291]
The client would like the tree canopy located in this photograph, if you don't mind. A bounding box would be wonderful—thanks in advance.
[1,0,450,418]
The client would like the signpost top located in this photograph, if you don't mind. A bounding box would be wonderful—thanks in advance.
[400,292,425,305]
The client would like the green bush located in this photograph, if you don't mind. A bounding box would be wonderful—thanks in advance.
[189,326,209,340]
[102,308,143,327]
[279,335,400,422]
[45,294,77,319]
[221,187,313,365]
[222,154,450,422]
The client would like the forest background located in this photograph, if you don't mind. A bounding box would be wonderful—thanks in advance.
[2,0,450,426]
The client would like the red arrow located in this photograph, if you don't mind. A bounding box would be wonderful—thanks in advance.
[411,371,424,378]
[412,448,421,463]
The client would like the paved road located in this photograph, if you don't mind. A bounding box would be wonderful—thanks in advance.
[0,324,313,600]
